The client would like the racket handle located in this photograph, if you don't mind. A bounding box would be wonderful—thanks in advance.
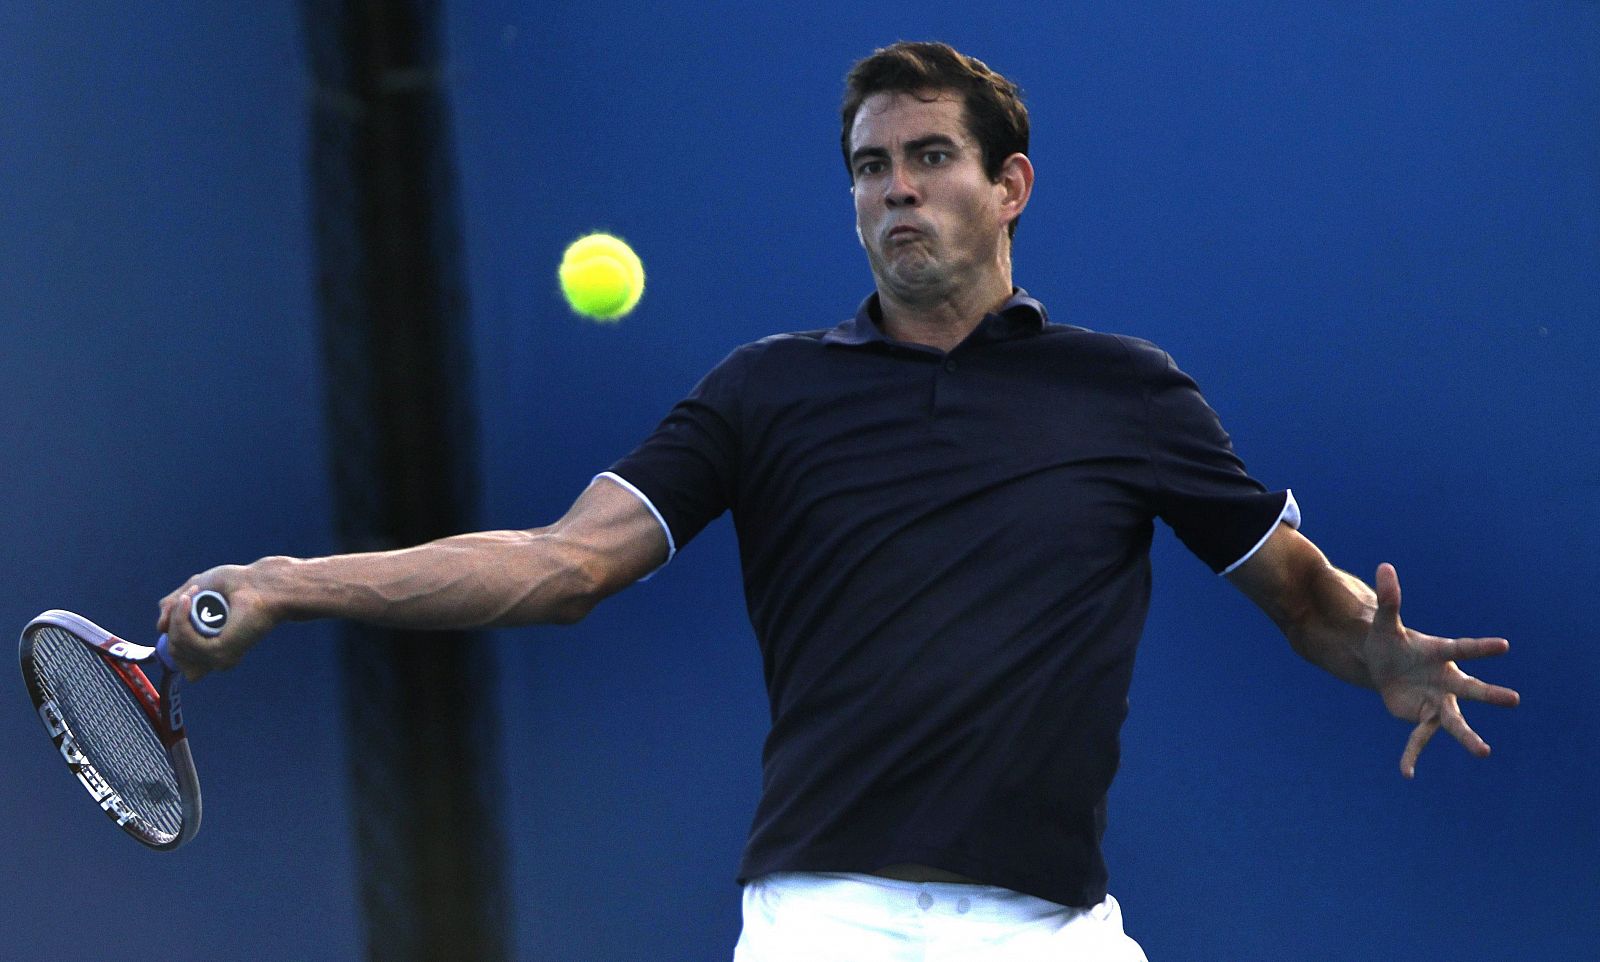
[155,634,178,672]
[188,590,230,638]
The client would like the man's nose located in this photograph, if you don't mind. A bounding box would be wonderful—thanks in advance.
[885,166,919,207]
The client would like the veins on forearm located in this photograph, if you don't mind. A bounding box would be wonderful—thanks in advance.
[255,529,595,629]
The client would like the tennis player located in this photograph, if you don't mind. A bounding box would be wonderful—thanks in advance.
[161,41,1519,960]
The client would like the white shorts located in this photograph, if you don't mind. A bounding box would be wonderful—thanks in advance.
[732,872,1149,962]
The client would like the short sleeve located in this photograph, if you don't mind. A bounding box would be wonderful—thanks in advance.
[1139,346,1299,574]
[604,343,755,567]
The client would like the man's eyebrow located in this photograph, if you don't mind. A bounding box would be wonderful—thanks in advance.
[849,134,961,166]
[850,145,890,165]
[903,134,959,154]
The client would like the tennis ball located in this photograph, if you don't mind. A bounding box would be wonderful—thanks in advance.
[558,232,644,321]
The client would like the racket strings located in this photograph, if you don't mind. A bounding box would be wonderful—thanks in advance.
[29,626,183,840]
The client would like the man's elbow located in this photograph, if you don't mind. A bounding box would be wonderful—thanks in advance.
[544,549,636,626]
[547,587,601,625]
[494,542,608,628]
[538,555,607,625]
[518,520,663,628]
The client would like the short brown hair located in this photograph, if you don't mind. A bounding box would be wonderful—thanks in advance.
[841,42,1030,238]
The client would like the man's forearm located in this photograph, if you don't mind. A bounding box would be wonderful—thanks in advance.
[1283,563,1378,689]
[248,528,600,630]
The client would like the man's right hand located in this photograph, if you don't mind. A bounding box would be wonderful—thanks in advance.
[158,563,280,681]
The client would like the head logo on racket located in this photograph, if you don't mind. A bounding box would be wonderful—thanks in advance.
[190,590,230,637]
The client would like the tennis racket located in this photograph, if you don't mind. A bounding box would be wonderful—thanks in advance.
[19,589,230,851]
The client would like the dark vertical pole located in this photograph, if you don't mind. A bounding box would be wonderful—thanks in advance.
[300,2,510,960]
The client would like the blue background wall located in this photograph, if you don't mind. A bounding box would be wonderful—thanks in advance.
[2,4,361,960]
[5,2,1595,960]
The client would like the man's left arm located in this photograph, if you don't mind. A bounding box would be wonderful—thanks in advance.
[1226,523,1520,778]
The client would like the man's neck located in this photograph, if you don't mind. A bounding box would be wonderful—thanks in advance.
[877,272,1014,353]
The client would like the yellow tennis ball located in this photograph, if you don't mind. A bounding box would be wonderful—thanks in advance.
[558,232,644,321]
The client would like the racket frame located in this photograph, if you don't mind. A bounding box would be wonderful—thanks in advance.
[19,609,202,850]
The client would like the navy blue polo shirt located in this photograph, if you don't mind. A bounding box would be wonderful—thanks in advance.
[603,290,1297,908]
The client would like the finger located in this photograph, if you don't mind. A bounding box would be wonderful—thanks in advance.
[1400,713,1439,779]
[157,587,184,632]
[166,591,192,646]
[1442,636,1511,661]
[166,591,209,683]
[1440,697,1491,758]
[1453,673,1521,708]
[1374,563,1403,633]
[157,582,197,633]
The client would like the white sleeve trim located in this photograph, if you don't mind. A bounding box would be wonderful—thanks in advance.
[1220,489,1301,576]
[593,471,676,581]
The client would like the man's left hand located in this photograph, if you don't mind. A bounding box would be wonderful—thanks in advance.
[1363,562,1521,778]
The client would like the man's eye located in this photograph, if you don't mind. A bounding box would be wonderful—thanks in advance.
[923,151,950,166]
[856,161,884,176]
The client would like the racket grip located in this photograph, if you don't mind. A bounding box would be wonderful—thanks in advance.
[155,634,179,672]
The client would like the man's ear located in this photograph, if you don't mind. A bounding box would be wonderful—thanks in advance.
[997,152,1034,228]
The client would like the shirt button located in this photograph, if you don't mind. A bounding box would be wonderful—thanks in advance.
[957,897,972,914]
[917,892,934,909]
[943,359,958,373]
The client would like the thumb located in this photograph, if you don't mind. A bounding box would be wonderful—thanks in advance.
[1374,562,1402,631]
[165,591,209,682]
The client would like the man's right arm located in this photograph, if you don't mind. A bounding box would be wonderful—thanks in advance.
[157,475,668,679]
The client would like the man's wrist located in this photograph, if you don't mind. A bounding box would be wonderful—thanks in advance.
[244,555,305,623]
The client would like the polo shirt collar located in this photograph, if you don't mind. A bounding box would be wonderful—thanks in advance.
[822,288,1048,348]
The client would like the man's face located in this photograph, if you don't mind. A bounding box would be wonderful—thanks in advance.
[848,90,1010,303]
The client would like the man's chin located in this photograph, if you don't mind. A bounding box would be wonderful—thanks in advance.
[880,245,936,274]
[878,259,951,301]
